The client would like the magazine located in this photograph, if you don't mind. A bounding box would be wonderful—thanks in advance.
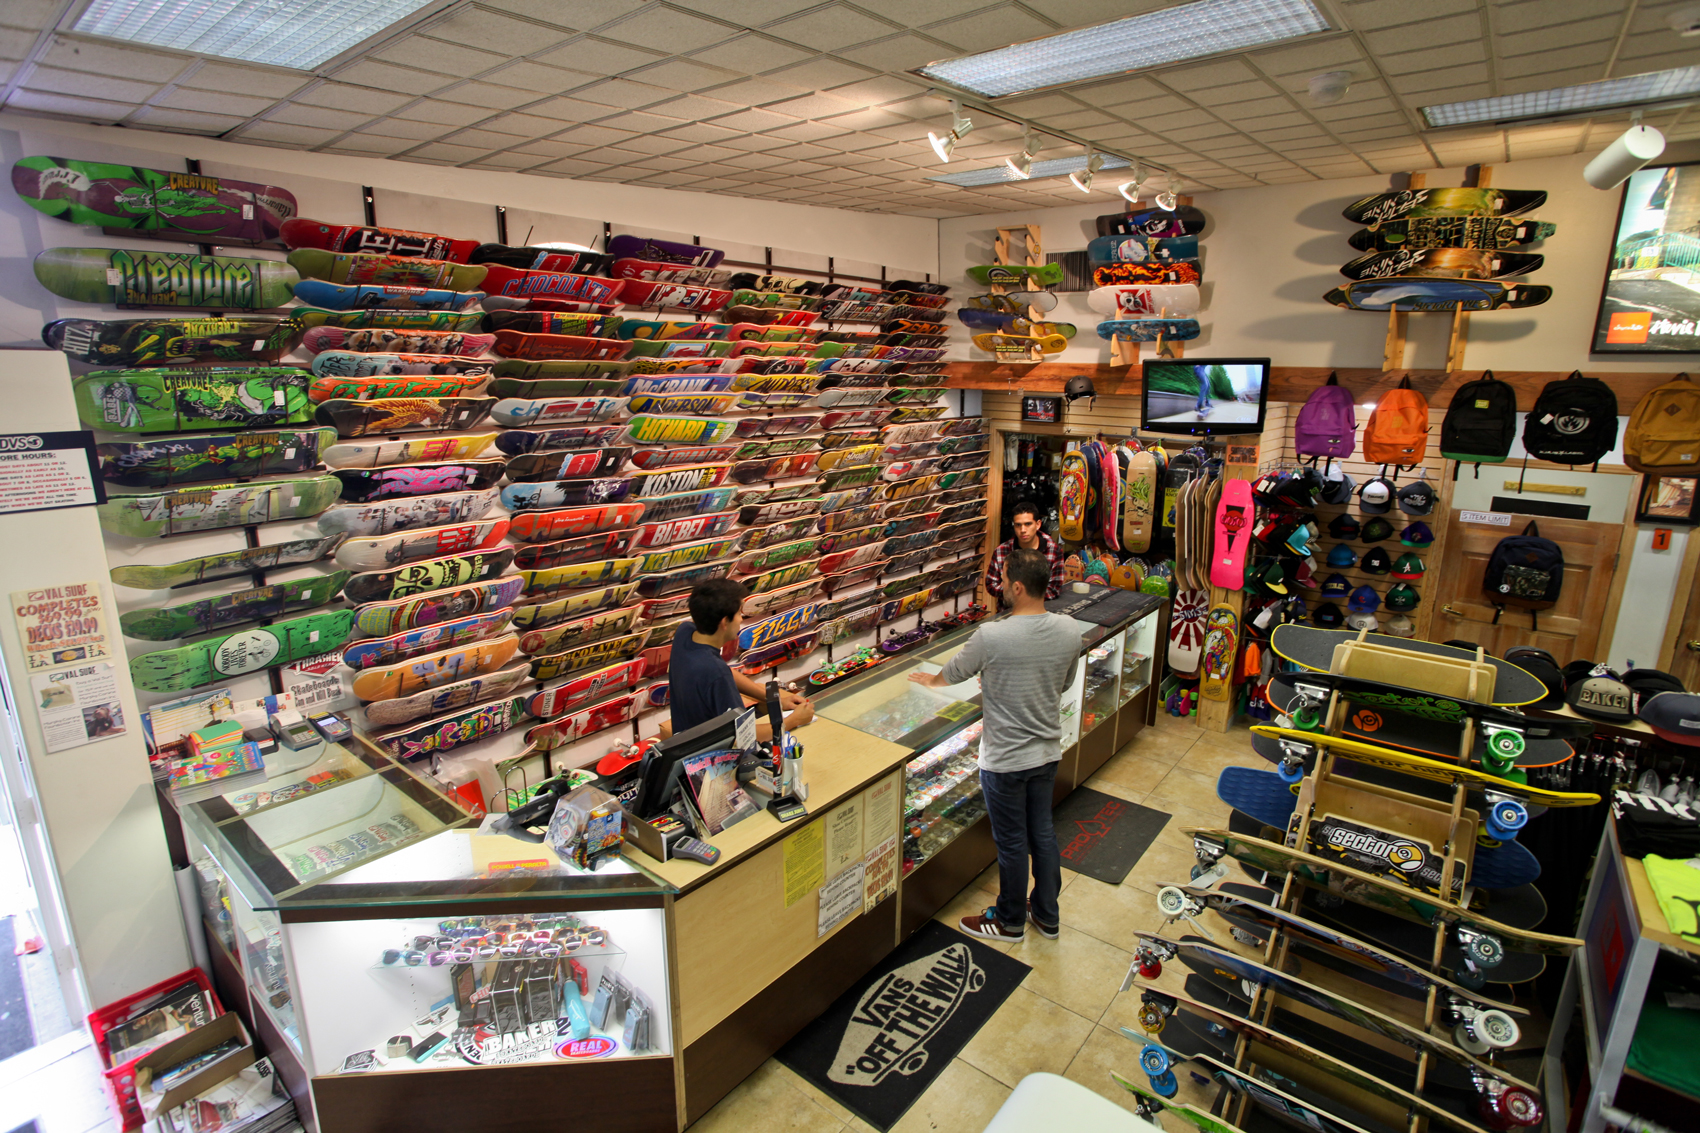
[105,981,216,1065]
[158,1058,294,1133]
[681,750,757,834]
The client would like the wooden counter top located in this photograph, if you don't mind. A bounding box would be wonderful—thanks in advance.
[623,717,914,895]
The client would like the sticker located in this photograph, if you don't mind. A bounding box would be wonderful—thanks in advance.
[106,268,122,285]
[253,340,265,350]
[556,1035,618,1059]
[274,390,285,405]
[242,203,254,219]
[212,629,281,675]
[1459,511,1511,527]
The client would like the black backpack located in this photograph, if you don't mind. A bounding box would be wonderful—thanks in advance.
[1439,370,1516,478]
[1483,520,1564,628]
[1521,372,1618,474]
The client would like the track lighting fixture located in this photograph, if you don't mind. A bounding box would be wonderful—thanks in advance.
[1117,162,1143,202]
[928,100,975,163]
[1068,151,1104,193]
[1155,173,1178,210]
[1004,128,1042,179]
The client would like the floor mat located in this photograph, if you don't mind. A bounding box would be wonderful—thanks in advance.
[0,918,33,1062]
[1053,787,1170,885]
[775,920,1029,1131]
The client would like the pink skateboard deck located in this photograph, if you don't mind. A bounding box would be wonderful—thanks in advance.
[1210,478,1253,591]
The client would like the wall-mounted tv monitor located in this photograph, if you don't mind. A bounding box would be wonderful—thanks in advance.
[1593,160,1700,353]
[1140,357,1271,435]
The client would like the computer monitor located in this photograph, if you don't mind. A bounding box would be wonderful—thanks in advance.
[632,707,748,818]
[1140,357,1270,436]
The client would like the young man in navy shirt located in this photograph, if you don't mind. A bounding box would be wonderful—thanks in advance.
[669,577,814,739]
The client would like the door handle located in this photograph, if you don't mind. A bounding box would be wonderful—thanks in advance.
[1688,640,1700,652]
[1442,604,1464,616]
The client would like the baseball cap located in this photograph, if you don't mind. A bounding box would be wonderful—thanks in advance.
[1321,572,1351,596]
[1570,668,1634,721]
[1360,516,1394,544]
[1274,471,1320,508]
[1249,559,1288,596]
[1326,544,1357,568]
[1359,476,1395,514]
[1397,481,1436,515]
[1639,691,1700,746]
[1285,526,1314,557]
[1392,552,1426,580]
[1318,469,1357,506]
[1313,602,1344,627]
[1295,561,1317,590]
[1361,547,1393,575]
[1385,582,1420,611]
[1250,472,1284,503]
[1346,611,1379,631]
[1384,614,1416,637]
[1348,585,1381,613]
[1400,522,1434,547]
[1328,514,1361,540]
[1622,668,1686,713]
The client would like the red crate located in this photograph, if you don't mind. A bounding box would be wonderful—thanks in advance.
[88,968,222,1129]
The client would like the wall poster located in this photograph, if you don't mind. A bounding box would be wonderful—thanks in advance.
[1594,160,1700,352]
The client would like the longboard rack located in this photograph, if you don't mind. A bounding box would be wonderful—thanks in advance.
[1381,170,1493,373]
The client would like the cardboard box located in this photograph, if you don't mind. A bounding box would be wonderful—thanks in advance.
[135,1012,254,1121]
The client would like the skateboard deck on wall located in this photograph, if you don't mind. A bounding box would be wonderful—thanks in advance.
[363,662,531,729]
[631,462,733,497]
[636,533,741,575]
[507,502,646,544]
[34,247,300,309]
[1199,606,1237,702]
[518,559,640,600]
[1168,591,1208,675]
[1346,216,1556,253]
[317,488,499,537]
[1096,205,1208,238]
[72,367,314,434]
[965,262,1065,286]
[512,584,639,632]
[13,157,296,243]
[339,609,514,670]
[1339,249,1543,281]
[1059,449,1087,541]
[493,424,626,458]
[309,353,494,379]
[517,605,644,658]
[118,573,348,640]
[300,327,492,357]
[1122,449,1156,552]
[514,531,636,574]
[1094,319,1202,342]
[607,233,724,267]
[1267,624,1545,705]
[351,635,520,702]
[505,447,632,482]
[97,428,335,488]
[491,330,629,361]
[1087,284,1201,317]
[525,693,642,750]
[280,218,480,261]
[291,280,484,311]
[491,376,633,400]
[344,548,515,604]
[375,695,530,762]
[286,248,488,291]
[485,310,623,337]
[1210,478,1252,590]
[1087,234,1199,264]
[321,432,498,470]
[332,460,505,503]
[130,610,355,692]
[500,477,634,513]
[492,396,627,427]
[1324,280,1551,311]
[1343,188,1547,226]
[308,372,489,403]
[97,477,340,538]
[108,534,345,590]
[315,397,495,436]
[354,576,524,638]
[1092,261,1201,287]
[45,315,301,365]
[291,307,482,333]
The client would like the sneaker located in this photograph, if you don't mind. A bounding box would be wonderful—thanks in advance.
[960,907,1024,942]
[1027,908,1060,939]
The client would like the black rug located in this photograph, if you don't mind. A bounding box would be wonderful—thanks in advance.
[0,917,32,1062]
[1054,788,1171,884]
[776,920,1029,1131]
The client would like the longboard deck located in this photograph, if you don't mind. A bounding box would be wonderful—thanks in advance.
[1347,217,1556,253]
[73,367,314,434]
[1324,280,1551,312]
[1343,188,1546,225]
[1268,624,1546,706]
[34,247,299,308]
[1087,284,1201,317]
[14,157,296,243]
[118,573,348,640]
[1095,205,1208,238]
[1339,249,1543,281]
[1199,606,1238,702]
[98,477,340,537]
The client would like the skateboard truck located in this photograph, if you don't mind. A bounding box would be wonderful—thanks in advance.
[1288,681,1329,731]
[1187,860,1228,888]
[1481,794,1529,842]
[1125,937,1179,988]
[1453,1004,1521,1054]
[1479,725,1526,773]
[1273,737,1312,784]
[1454,926,1506,989]
[1137,1042,1178,1097]
[1156,886,1215,940]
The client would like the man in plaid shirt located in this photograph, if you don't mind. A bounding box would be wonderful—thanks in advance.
[984,501,1064,604]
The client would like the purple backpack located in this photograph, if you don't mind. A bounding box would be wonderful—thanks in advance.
[1294,372,1356,462]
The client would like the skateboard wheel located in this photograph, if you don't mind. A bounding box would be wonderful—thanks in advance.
[1456,967,1486,990]
[1139,1044,1171,1077]
[1137,954,1162,980]
[1276,759,1304,785]
[1484,728,1525,763]
[1484,799,1528,841]
[1148,1070,1178,1098]
[1478,1086,1542,1129]
[1464,933,1505,970]
[1292,704,1320,730]
[1136,1001,1167,1033]
[1156,886,1189,917]
[1476,1009,1520,1049]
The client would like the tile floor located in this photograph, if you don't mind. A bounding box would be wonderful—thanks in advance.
[689,712,1262,1133]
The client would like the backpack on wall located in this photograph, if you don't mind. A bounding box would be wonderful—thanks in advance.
[1522,371,1618,472]
[1483,520,1564,629]
[1624,372,1700,475]
[1362,376,1429,470]
[1439,370,1517,478]
[1293,372,1357,464]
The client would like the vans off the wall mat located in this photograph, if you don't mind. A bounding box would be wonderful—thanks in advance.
[1052,788,1171,885]
[775,921,1028,1130]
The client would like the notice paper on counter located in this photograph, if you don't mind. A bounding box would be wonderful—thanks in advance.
[783,820,824,908]
[824,797,862,879]
[862,774,899,914]
[819,862,864,937]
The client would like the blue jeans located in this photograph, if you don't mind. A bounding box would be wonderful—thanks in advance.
[979,762,1062,929]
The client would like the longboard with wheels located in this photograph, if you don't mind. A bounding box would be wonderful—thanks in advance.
[13,157,296,243]
[97,428,335,488]
[45,316,301,366]
[1267,624,1546,705]
[354,576,524,638]
[286,248,488,291]
[291,279,483,311]
[517,606,644,658]
[109,535,345,590]
[314,397,495,436]
[1095,205,1208,238]
[317,489,500,537]
[527,630,647,682]
[340,609,514,671]
[375,695,529,762]
[1339,249,1543,281]
[1059,449,1087,541]
[1094,318,1201,341]
[1324,280,1551,312]
[130,610,356,692]
[1087,284,1201,317]
[1343,188,1546,225]
[350,635,520,702]
[1199,606,1237,702]
[98,477,340,537]
[320,432,497,470]
[118,573,348,640]
[332,460,505,503]
[1210,478,1252,590]
[362,662,531,729]
[34,247,299,308]
[72,367,314,434]
[343,548,514,604]
[1346,217,1556,253]
[1108,1068,1250,1133]
[525,693,642,751]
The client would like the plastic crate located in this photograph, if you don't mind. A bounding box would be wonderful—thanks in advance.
[88,968,222,1130]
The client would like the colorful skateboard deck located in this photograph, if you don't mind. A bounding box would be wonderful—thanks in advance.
[526,630,646,684]
[1087,284,1201,317]
[1092,261,1201,286]
[321,432,497,470]
[281,219,478,261]
[514,531,635,573]
[109,535,344,590]
[34,247,299,309]
[376,695,529,762]
[98,476,339,537]
[1059,450,1087,542]
[1210,478,1252,590]
[350,636,520,702]
[343,548,514,604]
[286,248,488,291]
[301,327,492,357]
[493,425,626,458]
[1168,588,1208,674]
[13,157,296,243]
[72,367,313,434]
[332,460,505,503]
[118,573,348,640]
[1122,449,1156,552]
[518,559,639,599]
[492,376,631,400]
[511,583,639,631]
[97,428,334,488]
[525,693,641,751]
[316,488,499,537]
[517,605,644,658]
[291,280,483,311]
[1325,279,1551,311]
[1095,205,1208,238]
[308,373,486,402]
[1267,624,1546,706]
[1199,606,1237,702]
[491,397,626,428]
[309,353,493,379]
[507,503,646,544]
[292,307,482,332]
[1272,668,1589,748]
[362,662,530,729]
[1087,234,1199,264]
[491,330,628,361]
[339,609,514,670]
[965,262,1065,286]
[354,576,524,638]
[484,310,623,337]
[970,331,1068,355]
[505,447,632,482]
[1346,217,1556,253]
[500,477,634,513]
[130,610,355,692]
[315,397,494,436]
[1339,248,1543,281]
[1108,1070,1247,1133]
[45,316,300,365]
[607,234,724,267]
[1094,319,1201,342]
[1343,188,1546,226]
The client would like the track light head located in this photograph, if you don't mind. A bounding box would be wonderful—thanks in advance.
[1155,173,1178,210]
[1069,152,1105,193]
[1005,127,1042,178]
[928,100,974,163]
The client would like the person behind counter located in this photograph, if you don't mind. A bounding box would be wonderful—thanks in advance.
[909,548,1079,942]
[983,500,1063,606]
[669,577,814,740]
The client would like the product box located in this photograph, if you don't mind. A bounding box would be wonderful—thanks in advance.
[135,1011,254,1121]
[491,963,525,1034]
[522,957,557,1025]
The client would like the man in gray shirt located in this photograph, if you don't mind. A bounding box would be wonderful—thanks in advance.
[910,548,1081,941]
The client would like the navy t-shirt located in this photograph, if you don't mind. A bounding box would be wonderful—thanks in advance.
[669,621,742,735]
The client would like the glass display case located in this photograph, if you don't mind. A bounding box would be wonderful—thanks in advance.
[901,721,983,875]
[1081,629,1123,737]
[1121,611,1159,705]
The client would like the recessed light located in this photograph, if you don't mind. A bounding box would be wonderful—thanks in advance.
[929,152,1133,188]
[72,0,437,71]
[1421,65,1700,126]
[915,0,1330,99]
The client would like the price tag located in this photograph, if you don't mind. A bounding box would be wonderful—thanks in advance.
[302,589,315,600]
[106,268,122,285]
[252,340,265,351]
[734,706,756,749]
[242,204,254,219]
[274,390,285,405]
[283,448,295,459]
[290,496,301,506]
[309,630,320,642]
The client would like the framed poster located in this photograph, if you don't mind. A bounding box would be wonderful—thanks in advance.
[1020,395,1061,423]
[1593,160,1700,353]
[1635,474,1700,525]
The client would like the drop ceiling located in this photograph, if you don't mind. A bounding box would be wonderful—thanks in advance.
[0,0,1696,218]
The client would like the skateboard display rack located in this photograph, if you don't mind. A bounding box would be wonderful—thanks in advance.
[1380,170,1494,374]
[992,224,1046,363]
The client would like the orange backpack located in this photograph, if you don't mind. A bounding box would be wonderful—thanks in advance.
[1363,377,1430,470]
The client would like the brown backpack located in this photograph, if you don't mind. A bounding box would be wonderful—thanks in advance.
[1624,372,1700,475]
[1363,377,1430,470]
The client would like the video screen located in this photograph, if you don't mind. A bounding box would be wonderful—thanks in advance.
[1141,359,1269,435]
[1593,161,1700,353]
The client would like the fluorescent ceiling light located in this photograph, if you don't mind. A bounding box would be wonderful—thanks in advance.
[72,0,436,71]
[916,0,1330,99]
[929,153,1132,188]
[1422,65,1700,126]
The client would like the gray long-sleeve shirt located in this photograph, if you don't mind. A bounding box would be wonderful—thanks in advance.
[937,613,1082,773]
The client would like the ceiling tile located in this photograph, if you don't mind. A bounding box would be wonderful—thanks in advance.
[762,57,880,90]
[422,9,573,55]
[606,7,742,51]
[1497,14,1621,57]
[764,91,863,118]
[25,66,158,103]
[296,82,415,115]
[333,132,423,155]
[1228,110,1311,130]
[674,0,823,20]
[569,78,679,109]
[234,121,345,147]
[363,116,452,140]
[700,77,809,105]
[837,33,955,70]
[332,59,453,96]
[766,5,901,51]
[686,33,815,73]
[1386,62,1490,95]
[39,37,189,83]
[127,106,246,134]
[482,60,599,93]
[1102,94,1190,116]
[4,89,129,122]
[710,107,799,131]
[465,152,545,169]
[1190,80,1282,108]
[1161,58,1259,91]
[922,7,1054,53]
[818,105,912,130]
[409,142,497,163]
[1499,67,1602,94]
[1363,12,1483,55]
[0,0,62,29]
[628,57,745,91]
[647,92,745,119]
[856,0,995,21]
[656,121,746,142]
[598,123,690,147]
[374,37,509,77]
[1248,36,1366,77]
[485,112,566,137]
[509,138,589,157]
[392,99,497,127]
[995,92,1081,116]
[442,126,530,149]
[267,102,373,130]
[764,120,853,141]
[168,62,304,101]
[1342,0,1477,30]
[484,0,648,29]
[536,157,616,175]
[533,37,669,75]
[445,81,544,109]
[554,123,638,144]
[154,87,275,117]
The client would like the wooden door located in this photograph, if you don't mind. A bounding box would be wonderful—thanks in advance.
[1427,513,1621,665]
[1662,535,1700,686]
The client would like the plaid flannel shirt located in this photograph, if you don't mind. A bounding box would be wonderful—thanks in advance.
[984,530,1065,601]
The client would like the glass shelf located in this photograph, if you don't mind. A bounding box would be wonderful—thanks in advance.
[1082,630,1124,737]
[902,721,983,875]
[1121,613,1160,704]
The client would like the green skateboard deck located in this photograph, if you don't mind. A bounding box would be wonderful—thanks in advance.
[291,307,482,332]
[73,367,314,434]
[97,476,341,537]
[109,534,345,589]
[287,248,488,291]
[1109,1070,1246,1133]
[1343,188,1546,226]
[45,316,301,365]
[129,610,356,692]
[966,262,1064,286]
[1346,217,1557,253]
[97,428,335,488]
[33,247,299,309]
[118,573,349,640]
[12,157,296,243]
